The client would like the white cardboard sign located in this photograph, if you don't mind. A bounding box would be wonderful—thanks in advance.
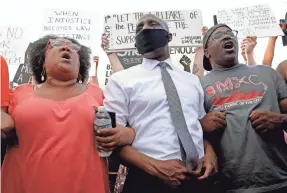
[216,4,284,38]
[104,10,203,51]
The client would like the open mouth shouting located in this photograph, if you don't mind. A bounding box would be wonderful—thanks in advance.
[61,52,72,62]
[222,40,235,52]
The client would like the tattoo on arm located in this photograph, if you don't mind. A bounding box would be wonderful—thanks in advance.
[192,63,199,74]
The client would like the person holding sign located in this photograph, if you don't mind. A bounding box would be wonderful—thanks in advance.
[100,34,124,73]
[0,35,136,193]
[201,24,287,193]
[263,21,287,66]
[240,36,257,66]
[101,14,217,193]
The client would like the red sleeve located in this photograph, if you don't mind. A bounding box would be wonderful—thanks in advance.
[8,84,31,115]
[1,56,10,107]
[87,83,104,106]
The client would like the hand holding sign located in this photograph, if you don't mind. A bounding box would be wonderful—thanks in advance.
[243,36,257,54]
[202,26,208,36]
[101,33,109,50]
[101,33,114,55]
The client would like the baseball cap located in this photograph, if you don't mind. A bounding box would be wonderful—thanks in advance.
[202,24,232,71]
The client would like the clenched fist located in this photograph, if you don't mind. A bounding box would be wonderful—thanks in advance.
[249,110,286,133]
[200,112,226,132]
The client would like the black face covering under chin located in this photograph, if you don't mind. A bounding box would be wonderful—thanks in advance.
[135,29,169,55]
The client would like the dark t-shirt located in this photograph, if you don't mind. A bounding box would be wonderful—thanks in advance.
[201,64,287,193]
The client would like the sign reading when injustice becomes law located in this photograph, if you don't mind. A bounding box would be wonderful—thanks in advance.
[42,9,94,48]
[216,4,284,38]
[104,10,203,51]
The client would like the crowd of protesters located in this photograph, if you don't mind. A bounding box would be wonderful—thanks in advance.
[1,11,287,193]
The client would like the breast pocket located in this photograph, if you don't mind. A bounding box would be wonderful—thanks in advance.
[178,84,202,115]
[129,78,168,113]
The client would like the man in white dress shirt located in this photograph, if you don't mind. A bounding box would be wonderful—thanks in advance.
[102,14,218,193]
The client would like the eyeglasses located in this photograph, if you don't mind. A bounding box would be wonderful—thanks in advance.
[211,30,238,40]
[48,39,81,52]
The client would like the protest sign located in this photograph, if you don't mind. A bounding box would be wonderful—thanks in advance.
[99,47,196,87]
[12,63,33,84]
[104,63,113,85]
[116,47,196,71]
[104,10,203,51]
[216,4,284,38]
[12,43,33,85]
[0,26,29,81]
[116,50,143,69]
[42,9,94,48]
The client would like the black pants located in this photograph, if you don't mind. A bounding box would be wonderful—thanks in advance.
[122,166,221,193]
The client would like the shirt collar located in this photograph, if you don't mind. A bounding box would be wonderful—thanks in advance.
[142,57,174,70]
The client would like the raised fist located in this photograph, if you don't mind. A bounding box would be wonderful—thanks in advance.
[179,55,192,72]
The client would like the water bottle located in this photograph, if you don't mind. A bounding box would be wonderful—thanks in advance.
[94,106,112,157]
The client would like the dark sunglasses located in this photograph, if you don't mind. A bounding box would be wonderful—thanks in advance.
[211,30,238,40]
[48,39,81,52]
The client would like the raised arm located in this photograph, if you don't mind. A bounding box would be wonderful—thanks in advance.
[89,56,99,85]
[241,36,257,66]
[101,33,124,73]
[262,37,277,66]
[192,26,209,79]
[193,48,204,78]
[262,22,286,66]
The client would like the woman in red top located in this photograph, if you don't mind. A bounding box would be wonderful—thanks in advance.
[1,35,135,193]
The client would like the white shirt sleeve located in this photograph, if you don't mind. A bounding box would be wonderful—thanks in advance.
[103,74,129,126]
[196,77,206,119]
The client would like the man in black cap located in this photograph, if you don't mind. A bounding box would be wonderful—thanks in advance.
[200,24,287,193]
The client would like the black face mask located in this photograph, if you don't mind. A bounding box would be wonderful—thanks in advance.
[135,29,169,55]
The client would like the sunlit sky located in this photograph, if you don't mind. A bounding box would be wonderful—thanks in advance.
[1,0,286,88]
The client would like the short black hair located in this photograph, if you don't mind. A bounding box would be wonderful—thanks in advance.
[28,35,91,84]
[139,14,169,32]
[279,59,287,65]
[276,59,287,72]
